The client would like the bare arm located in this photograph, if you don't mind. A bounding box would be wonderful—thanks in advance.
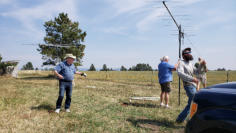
[173,60,180,71]
[75,71,83,75]
[54,70,64,79]
[75,71,87,77]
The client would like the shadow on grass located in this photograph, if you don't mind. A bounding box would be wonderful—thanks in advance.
[121,102,160,108]
[20,75,56,80]
[127,118,184,131]
[31,103,54,112]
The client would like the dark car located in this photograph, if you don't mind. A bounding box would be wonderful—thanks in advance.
[185,82,236,133]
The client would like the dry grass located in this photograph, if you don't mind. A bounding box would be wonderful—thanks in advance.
[0,70,235,133]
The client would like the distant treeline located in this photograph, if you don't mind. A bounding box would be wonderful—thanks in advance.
[15,61,234,72]
[88,63,155,71]
[88,64,234,72]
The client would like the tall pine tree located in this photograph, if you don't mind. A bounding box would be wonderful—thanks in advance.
[88,64,96,71]
[100,64,108,71]
[37,13,87,66]
[120,66,127,71]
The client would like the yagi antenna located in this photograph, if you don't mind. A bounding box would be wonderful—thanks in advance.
[162,1,184,106]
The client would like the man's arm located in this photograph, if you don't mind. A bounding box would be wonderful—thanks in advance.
[54,70,64,79]
[75,71,83,75]
[177,61,198,84]
[75,71,87,77]
[54,63,64,79]
[172,60,180,71]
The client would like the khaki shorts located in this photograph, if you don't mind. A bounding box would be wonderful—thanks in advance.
[160,82,171,93]
[197,75,207,84]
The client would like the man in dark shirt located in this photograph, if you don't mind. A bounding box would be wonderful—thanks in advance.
[54,54,86,113]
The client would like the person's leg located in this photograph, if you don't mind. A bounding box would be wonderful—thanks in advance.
[56,81,65,109]
[196,77,201,91]
[203,75,207,88]
[165,82,171,106]
[203,81,206,88]
[65,82,73,109]
[160,84,165,105]
[160,91,164,106]
[197,81,200,91]
[165,92,169,105]
[176,85,196,123]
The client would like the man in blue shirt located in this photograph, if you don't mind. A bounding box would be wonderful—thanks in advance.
[158,56,178,108]
[54,54,87,113]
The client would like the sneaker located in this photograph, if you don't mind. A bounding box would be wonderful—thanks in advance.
[65,109,70,113]
[165,104,170,108]
[160,102,165,107]
[55,109,60,113]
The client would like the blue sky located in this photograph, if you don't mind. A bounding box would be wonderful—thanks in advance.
[0,0,236,70]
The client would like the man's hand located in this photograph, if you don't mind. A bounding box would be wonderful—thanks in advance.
[58,75,64,79]
[193,77,199,84]
[173,59,181,70]
[54,70,64,79]
[81,72,87,77]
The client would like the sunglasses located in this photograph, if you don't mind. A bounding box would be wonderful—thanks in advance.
[183,51,191,54]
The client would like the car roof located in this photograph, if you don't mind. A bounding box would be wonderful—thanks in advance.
[201,88,236,94]
[205,82,236,89]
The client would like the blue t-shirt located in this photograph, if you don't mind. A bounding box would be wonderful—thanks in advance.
[158,61,175,84]
[54,61,76,81]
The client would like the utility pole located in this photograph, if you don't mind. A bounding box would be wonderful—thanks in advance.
[163,1,184,105]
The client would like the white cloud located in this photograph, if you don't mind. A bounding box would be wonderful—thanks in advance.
[0,0,13,5]
[102,26,128,36]
[1,0,79,40]
[194,10,236,31]
[172,0,203,5]
[106,0,204,32]
[109,0,149,16]
[136,8,166,31]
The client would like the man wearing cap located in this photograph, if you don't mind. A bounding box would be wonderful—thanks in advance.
[54,54,87,113]
[176,48,200,123]
[158,56,178,108]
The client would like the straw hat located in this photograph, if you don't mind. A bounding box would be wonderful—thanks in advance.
[64,54,76,60]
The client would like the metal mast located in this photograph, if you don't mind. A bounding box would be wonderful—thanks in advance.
[162,1,184,105]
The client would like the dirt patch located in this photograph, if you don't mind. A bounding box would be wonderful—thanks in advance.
[173,128,185,133]
[121,102,129,106]
[48,110,55,114]
[139,123,160,132]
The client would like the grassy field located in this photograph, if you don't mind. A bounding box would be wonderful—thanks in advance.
[0,71,235,133]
